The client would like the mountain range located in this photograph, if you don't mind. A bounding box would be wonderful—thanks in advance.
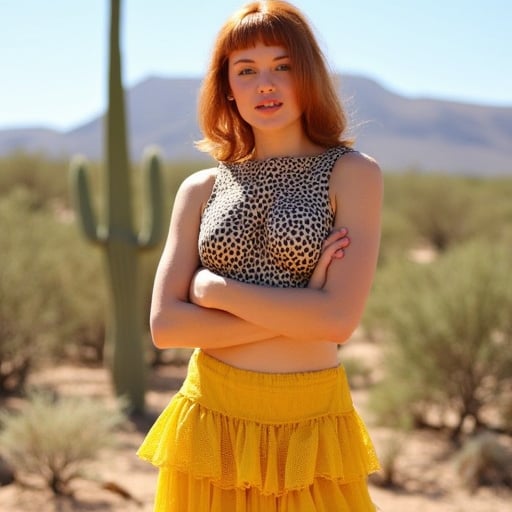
[1,75,511,175]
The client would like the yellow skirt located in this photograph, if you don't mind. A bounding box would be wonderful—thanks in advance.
[137,349,380,511]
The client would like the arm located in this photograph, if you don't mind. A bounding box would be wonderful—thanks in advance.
[149,169,277,349]
[190,152,383,344]
[151,168,352,350]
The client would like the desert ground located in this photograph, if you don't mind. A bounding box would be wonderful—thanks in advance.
[0,338,510,512]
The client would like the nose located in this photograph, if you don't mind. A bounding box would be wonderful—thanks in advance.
[258,73,275,94]
[258,83,275,94]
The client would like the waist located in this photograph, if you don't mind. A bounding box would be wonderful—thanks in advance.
[181,348,353,423]
[204,337,338,373]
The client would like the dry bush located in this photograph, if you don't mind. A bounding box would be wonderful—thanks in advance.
[389,173,483,252]
[367,240,512,441]
[455,432,512,492]
[370,431,407,489]
[0,392,125,495]
[0,188,107,392]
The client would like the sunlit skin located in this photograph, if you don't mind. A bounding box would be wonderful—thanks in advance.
[149,42,382,372]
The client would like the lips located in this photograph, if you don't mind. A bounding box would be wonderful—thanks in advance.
[255,100,283,110]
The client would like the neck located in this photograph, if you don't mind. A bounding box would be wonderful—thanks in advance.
[252,127,323,160]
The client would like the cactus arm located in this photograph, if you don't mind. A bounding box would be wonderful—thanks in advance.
[69,156,106,245]
[137,147,164,250]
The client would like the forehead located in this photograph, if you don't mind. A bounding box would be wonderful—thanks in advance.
[229,43,289,64]
[223,11,292,55]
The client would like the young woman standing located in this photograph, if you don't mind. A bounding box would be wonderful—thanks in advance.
[138,1,382,510]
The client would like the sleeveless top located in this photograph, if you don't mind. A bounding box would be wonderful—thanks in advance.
[198,146,353,288]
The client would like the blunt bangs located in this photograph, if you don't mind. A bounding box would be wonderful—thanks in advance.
[223,10,301,58]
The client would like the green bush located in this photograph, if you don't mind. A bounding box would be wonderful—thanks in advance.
[0,392,125,494]
[367,240,512,440]
[396,173,480,251]
[0,188,106,392]
[381,172,512,254]
[0,189,60,391]
[0,151,70,208]
[377,207,417,265]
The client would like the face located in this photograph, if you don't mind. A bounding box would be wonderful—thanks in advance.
[227,43,303,135]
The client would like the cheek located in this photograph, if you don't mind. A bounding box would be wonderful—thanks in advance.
[230,85,253,116]
[230,78,251,99]
[234,101,254,125]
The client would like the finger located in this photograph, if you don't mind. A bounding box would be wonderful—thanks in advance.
[322,228,349,251]
[334,226,348,236]
[322,236,351,256]
[322,237,348,260]
[333,248,345,259]
[329,227,349,242]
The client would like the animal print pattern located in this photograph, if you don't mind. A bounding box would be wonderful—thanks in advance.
[198,146,354,288]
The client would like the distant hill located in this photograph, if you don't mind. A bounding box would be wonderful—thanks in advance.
[0,75,511,176]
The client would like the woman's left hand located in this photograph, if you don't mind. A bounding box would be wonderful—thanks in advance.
[308,227,350,289]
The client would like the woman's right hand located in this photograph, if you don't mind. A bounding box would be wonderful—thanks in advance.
[308,227,351,289]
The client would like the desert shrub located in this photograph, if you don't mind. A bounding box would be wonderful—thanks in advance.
[470,177,512,247]
[396,173,480,251]
[370,431,407,489]
[0,151,69,208]
[49,227,107,363]
[455,432,512,491]
[0,188,106,392]
[378,206,417,265]
[0,392,125,495]
[381,172,512,255]
[367,240,512,440]
[0,189,61,392]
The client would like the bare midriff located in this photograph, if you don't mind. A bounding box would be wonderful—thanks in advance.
[204,338,339,373]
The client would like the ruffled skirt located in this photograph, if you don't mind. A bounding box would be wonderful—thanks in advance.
[137,349,380,511]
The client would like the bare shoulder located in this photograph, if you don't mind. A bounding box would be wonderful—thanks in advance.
[335,150,381,180]
[330,150,383,205]
[181,166,218,193]
[176,166,218,205]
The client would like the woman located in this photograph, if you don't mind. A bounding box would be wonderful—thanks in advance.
[138,1,382,510]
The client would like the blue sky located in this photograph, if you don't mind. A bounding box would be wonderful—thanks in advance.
[1,0,511,131]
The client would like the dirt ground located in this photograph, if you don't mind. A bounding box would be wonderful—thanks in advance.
[0,340,510,512]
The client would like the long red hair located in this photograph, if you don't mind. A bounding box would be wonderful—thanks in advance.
[196,0,352,162]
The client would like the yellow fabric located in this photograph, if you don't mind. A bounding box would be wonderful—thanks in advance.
[138,349,380,511]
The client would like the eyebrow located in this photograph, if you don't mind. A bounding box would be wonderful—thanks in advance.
[232,54,289,65]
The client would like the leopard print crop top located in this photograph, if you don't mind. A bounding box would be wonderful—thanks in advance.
[198,146,353,288]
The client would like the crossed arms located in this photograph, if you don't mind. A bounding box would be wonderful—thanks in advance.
[150,151,382,349]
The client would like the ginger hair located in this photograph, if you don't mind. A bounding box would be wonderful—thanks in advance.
[195,0,352,162]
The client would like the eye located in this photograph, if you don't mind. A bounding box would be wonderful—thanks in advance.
[238,67,255,76]
[276,63,291,71]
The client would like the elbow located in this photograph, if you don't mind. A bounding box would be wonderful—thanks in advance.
[149,314,167,349]
[329,325,358,345]
[323,311,361,345]
[149,310,181,349]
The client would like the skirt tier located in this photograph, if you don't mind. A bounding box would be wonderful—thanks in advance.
[138,349,380,511]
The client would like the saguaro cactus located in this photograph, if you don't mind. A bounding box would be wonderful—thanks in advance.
[70,0,163,413]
